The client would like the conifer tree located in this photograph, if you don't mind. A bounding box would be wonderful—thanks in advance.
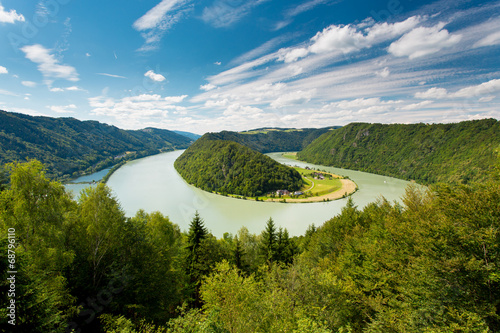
[232,236,246,272]
[260,217,277,264]
[185,211,208,307]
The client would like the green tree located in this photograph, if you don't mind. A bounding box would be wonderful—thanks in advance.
[0,160,76,332]
[185,211,208,307]
[75,183,126,289]
[260,218,278,264]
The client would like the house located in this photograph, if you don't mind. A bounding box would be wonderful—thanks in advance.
[276,189,290,196]
[294,191,303,196]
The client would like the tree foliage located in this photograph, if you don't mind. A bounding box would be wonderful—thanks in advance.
[1,159,500,332]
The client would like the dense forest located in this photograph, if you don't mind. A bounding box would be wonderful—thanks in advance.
[203,126,337,153]
[297,119,500,184]
[174,136,303,197]
[0,110,194,180]
[1,159,499,332]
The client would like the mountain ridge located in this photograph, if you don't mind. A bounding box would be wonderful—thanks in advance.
[0,109,193,179]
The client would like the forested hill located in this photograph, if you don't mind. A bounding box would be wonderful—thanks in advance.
[203,126,337,153]
[297,119,500,184]
[0,110,193,179]
[174,136,303,197]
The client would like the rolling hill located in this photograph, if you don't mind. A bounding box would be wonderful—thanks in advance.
[297,119,500,184]
[0,110,193,179]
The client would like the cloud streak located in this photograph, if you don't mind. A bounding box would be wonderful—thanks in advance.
[201,0,269,28]
[133,0,192,51]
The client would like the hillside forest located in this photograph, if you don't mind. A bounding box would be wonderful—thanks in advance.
[298,119,500,185]
[1,159,499,332]
[0,110,193,180]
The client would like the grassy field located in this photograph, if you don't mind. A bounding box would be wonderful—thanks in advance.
[294,167,343,196]
[282,152,298,160]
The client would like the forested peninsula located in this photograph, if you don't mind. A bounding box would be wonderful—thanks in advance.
[0,110,193,180]
[298,119,500,184]
[174,135,303,197]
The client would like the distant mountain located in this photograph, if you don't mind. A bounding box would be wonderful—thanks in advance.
[297,119,500,184]
[0,110,193,179]
[174,135,303,197]
[173,130,202,141]
[202,126,338,153]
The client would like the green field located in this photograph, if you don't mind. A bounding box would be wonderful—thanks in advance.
[294,167,342,196]
[282,152,298,160]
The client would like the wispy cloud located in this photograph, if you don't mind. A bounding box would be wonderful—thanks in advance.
[97,73,127,79]
[48,104,77,114]
[133,0,193,52]
[50,86,86,92]
[274,0,340,30]
[21,44,79,83]
[21,81,37,87]
[0,2,24,23]
[415,79,500,100]
[201,0,269,28]
[0,89,18,96]
[0,66,7,74]
[89,93,188,128]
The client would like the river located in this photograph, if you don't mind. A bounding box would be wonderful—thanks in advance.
[66,150,412,237]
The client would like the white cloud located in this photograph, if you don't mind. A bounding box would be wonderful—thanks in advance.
[11,108,48,117]
[200,83,217,91]
[22,81,37,87]
[473,31,500,48]
[271,89,316,108]
[133,0,192,51]
[279,47,309,63]
[0,2,25,23]
[0,89,18,96]
[144,70,166,82]
[48,104,77,114]
[201,0,269,28]
[223,103,263,116]
[205,99,229,108]
[89,93,188,124]
[415,80,500,100]
[415,87,449,99]
[452,79,500,98]
[388,23,462,59]
[0,66,7,74]
[21,44,79,82]
[97,73,127,79]
[399,100,433,110]
[50,86,86,92]
[134,0,188,30]
[376,67,390,78]
[278,16,421,63]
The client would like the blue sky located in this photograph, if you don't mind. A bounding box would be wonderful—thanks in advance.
[0,0,499,134]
